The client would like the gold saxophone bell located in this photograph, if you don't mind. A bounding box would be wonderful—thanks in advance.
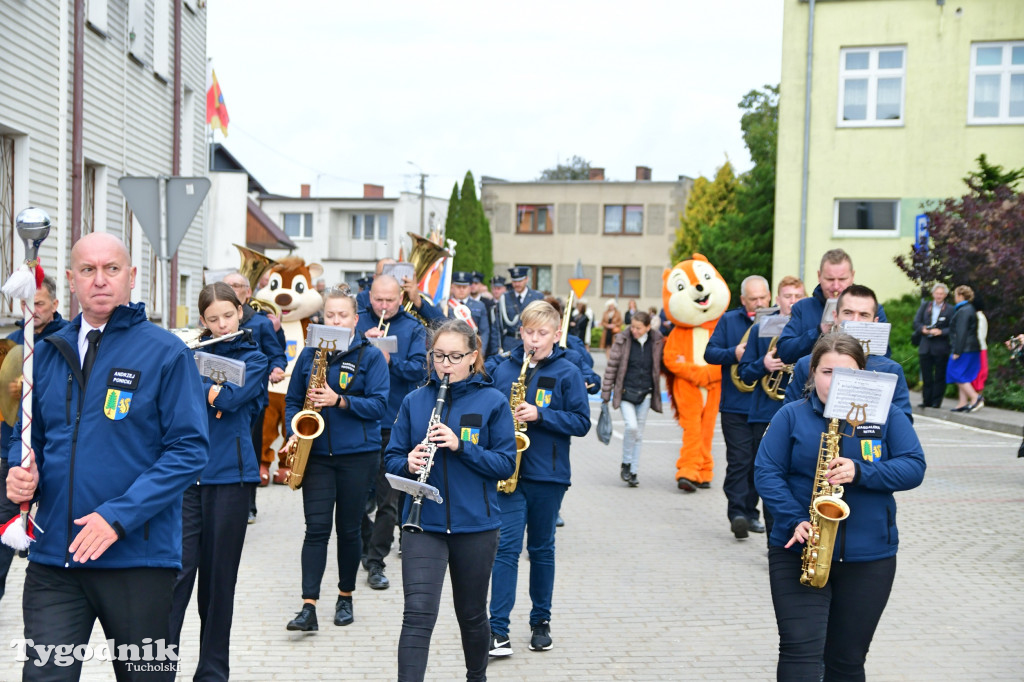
[800,418,851,588]
[730,327,757,393]
[497,349,535,494]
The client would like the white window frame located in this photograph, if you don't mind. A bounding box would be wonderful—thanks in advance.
[87,0,109,33]
[283,212,313,240]
[968,41,1024,125]
[832,199,901,238]
[837,46,906,127]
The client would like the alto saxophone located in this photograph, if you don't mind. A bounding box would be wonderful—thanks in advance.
[497,349,535,494]
[284,342,333,490]
[800,417,851,588]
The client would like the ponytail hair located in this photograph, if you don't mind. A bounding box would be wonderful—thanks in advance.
[429,319,486,375]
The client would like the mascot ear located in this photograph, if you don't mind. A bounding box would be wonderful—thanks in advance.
[663,267,672,285]
[692,253,709,264]
[307,263,324,279]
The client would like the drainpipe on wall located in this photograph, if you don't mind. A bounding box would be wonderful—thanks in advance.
[798,0,815,282]
[70,0,85,318]
[170,0,182,326]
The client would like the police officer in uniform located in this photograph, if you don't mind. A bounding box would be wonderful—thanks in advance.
[449,271,491,355]
[497,267,543,352]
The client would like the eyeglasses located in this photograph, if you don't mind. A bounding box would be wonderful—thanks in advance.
[431,351,467,364]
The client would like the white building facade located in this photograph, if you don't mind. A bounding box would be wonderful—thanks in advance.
[0,0,209,326]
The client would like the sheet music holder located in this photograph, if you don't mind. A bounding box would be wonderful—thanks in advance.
[381,262,416,284]
[840,321,891,356]
[368,336,399,353]
[820,299,838,326]
[754,306,780,327]
[823,367,896,424]
[305,324,352,352]
[194,352,246,387]
[759,314,791,338]
[385,473,444,504]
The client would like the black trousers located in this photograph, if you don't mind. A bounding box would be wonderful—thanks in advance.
[398,529,499,682]
[249,405,267,516]
[169,483,251,682]
[919,352,949,407]
[22,562,177,681]
[0,457,17,602]
[721,411,761,521]
[768,547,896,682]
[361,429,401,569]
[300,451,379,599]
[751,422,773,541]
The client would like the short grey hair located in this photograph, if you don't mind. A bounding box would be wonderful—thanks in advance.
[931,283,949,295]
[740,275,770,298]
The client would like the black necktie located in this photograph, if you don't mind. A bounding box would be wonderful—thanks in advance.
[83,329,103,382]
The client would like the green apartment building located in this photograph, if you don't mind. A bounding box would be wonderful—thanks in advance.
[774,0,1024,300]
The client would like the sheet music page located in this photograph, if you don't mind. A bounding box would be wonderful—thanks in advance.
[382,263,416,283]
[368,336,399,353]
[820,299,838,326]
[384,473,444,504]
[823,367,896,423]
[194,352,246,387]
[759,314,790,338]
[840,321,891,356]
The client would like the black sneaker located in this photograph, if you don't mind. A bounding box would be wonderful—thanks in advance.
[334,596,354,626]
[367,563,390,590]
[627,473,639,487]
[286,603,318,632]
[731,516,749,539]
[555,514,565,528]
[620,463,631,482]
[489,633,513,657]
[529,621,552,651]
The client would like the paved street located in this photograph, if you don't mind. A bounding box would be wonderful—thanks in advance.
[1,378,1023,680]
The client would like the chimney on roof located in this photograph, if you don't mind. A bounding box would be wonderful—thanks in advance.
[588,168,605,181]
[364,184,384,199]
[300,184,311,198]
[635,166,652,181]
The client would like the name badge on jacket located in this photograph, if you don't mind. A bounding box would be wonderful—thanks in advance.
[104,368,140,421]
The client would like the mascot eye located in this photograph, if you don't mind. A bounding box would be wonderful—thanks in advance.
[269,280,279,291]
[676,282,684,292]
[704,273,711,281]
[295,282,306,294]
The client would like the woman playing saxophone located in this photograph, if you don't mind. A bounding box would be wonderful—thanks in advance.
[384,319,516,682]
[754,332,925,680]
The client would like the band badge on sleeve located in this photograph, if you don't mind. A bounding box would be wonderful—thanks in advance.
[860,439,881,462]
[460,427,480,444]
[460,414,482,444]
[286,340,298,361]
[339,371,352,389]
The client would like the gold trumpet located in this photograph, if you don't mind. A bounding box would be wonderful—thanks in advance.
[760,337,794,401]
[376,314,391,337]
[730,327,756,393]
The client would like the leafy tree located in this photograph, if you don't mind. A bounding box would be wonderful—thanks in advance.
[894,157,1024,346]
[442,172,493,282]
[538,155,591,181]
[698,85,779,303]
[672,161,738,263]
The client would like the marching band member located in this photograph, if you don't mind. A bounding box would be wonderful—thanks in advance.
[705,275,771,538]
[359,275,428,590]
[488,301,590,657]
[498,267,543,351]
[384,319,516,682]
[283,287,389,631]
[169,282,268,681]
[754,332,925,680]
[776,249,889,365]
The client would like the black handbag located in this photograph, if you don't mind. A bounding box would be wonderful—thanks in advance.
[911,329,922,347]
[597,402,612,445]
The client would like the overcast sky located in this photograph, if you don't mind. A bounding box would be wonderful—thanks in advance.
[206,1,783,201]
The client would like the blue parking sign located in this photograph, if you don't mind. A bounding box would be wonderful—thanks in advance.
[914,214,929,254]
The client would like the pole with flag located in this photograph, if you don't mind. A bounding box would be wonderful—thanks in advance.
[0,209,51,549]
[206,65,229,138]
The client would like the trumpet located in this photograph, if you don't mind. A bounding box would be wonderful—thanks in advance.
[376,314,391,337]
[760,337,794,401]
[402,375,451,533]
[730,327,756,393]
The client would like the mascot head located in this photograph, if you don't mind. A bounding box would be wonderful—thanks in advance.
[256,256,324,324]
[662,254,730,329]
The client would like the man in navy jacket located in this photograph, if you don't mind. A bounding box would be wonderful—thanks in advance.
[357,275,428,590]
[705,275,771,538]
[776,249,887,365]
[7,233,208,679]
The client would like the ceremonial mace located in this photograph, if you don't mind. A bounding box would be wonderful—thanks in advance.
[0,208,51,549]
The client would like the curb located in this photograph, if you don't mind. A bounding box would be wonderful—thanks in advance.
[912,404,1023,436]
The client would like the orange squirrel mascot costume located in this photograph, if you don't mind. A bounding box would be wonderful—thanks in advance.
[661,254,731,491]
[255,256,324,484]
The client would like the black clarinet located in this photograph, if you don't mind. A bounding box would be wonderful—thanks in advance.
[402,375,450,533]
